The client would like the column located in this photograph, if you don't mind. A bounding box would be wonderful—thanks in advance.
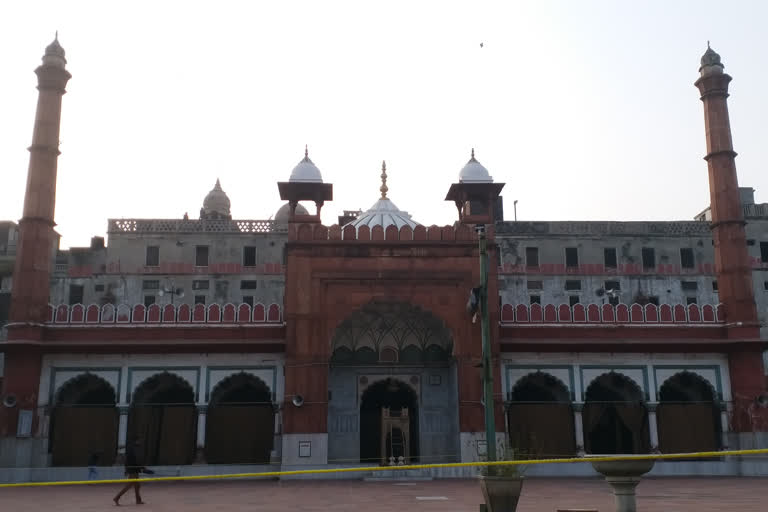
[195,406,207,463]
[573,403,585,454]
[116,406,129,464]
[720,406,730,450]
[647,403,659,452]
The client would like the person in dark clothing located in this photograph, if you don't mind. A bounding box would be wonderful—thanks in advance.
[87,452,99,480]
[113,439,145,506]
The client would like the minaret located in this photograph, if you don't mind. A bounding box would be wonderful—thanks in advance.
[9,35,71,324]
[696,45,765,434]
[695,45,758,327]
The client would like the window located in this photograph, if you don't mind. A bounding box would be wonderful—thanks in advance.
[68,284,84,305]
[527,280,543,291]
[649,296,660,306]
[143,280,160,290]
[195,245,209,267]
[565,247,578,268]
[680,248,695,269]
[642,248,655,270]
[604,248,617,269]
[243,246,257,267]
[525,247,539,267]
[94,284,105,292]
[194,295,206,305]
[144,295,156,307]
[569,295,580,306]
[242,295,254,306]
[529,295,541,305]
[145,246,159,267]
[686,296,698,305]
[565,280,581,291]
[192,280,209,290]
[681,281,698,292]
[241,280,258,290]
[713,281,718,292]
[761,242,768,263]
[604,280,621,291]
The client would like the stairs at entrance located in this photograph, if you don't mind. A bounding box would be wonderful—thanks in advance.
[363,468,433,481]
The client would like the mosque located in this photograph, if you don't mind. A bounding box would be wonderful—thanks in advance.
[1,38,768,479]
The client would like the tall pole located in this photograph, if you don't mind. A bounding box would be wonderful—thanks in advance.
[477,224,496,463]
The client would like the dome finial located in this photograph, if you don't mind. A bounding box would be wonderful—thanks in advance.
[304,144,309,160]
[471,148,475,160]
[214,178,222,190]
[380,160,388,199]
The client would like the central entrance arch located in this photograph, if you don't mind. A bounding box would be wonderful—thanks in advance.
[327,300,459,465]
[360,378,418,464]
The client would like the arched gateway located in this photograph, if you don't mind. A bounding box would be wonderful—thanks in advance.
[328,301,459,465]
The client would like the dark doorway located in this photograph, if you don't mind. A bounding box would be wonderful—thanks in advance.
[658,371,721,453]
[50,374,118,466]
[508,372,576,458]
[583,372,649,454]
[128,373,196,466]
[359,378,418,464]
[205,372,275,464]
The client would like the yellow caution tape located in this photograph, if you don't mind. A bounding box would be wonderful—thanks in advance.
[2,447,768,488]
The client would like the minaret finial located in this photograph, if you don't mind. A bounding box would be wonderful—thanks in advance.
[707,40,710,49]
[55,31,58,41]
[305,144,308,159]
[380,160,388,199]
[471,148,475,160]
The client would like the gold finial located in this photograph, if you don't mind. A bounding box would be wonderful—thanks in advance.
[380,160,388,199]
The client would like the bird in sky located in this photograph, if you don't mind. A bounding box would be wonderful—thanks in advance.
[480,42,484,48]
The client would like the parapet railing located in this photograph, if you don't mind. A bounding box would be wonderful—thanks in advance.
[500,302,724,325]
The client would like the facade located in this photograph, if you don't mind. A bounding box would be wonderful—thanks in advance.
[1,39,768,479]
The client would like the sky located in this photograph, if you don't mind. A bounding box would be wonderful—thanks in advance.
[1,1,767,249]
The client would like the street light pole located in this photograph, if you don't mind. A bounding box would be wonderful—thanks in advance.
[477,224,496,464]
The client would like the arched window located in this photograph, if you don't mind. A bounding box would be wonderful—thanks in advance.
[657,371,720,453]
[583,372,649,454]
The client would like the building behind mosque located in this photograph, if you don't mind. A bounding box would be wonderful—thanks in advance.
[1,38,768,480]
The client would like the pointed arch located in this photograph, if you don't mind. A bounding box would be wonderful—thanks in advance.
[583,372,649,454]
[51,373,118,467]
[657,371,721,453]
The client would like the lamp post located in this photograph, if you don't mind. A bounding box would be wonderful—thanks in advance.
[476,224,496,464]
[158,280,184,304]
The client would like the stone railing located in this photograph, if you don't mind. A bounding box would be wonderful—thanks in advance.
[46,302,283,325]
[500,302,724,325]
[108,219,287,234]
[288,222,478,242]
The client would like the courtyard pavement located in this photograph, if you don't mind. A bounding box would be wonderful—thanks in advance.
[0,477,765,511]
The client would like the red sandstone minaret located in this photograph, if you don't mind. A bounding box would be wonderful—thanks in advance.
[9,36,70,324]
[695,44,758,327]
[696,45,766,432]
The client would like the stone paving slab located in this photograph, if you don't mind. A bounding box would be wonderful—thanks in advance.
[0,477,765,511]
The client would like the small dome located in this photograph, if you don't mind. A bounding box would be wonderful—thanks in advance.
[699,42,724,76]
[274,202,309,223]
[201,179,231,219]
[289,146,323,183]
[42,34,67,68]
[459,148,493,183]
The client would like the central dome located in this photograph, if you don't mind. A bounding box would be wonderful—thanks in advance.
[344,161,420,231]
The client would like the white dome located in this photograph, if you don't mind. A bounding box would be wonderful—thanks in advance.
[345,198,419,231]
[274,202,309,223]
[459,149,493,183]
[289,147,323,183]
[201,179,231,219]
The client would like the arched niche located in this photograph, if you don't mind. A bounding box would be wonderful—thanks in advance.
[583,372,649,454]
[359,378,419,464]
[205,372,275,464]
[128,372,196,466]
[51,373,119,467]
[657,371,721,453]
[507,372,576,458]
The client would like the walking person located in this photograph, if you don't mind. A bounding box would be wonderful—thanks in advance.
[113,438,145,506]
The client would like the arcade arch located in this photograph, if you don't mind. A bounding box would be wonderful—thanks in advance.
[583,372,649,454]
[50,373,118,466]
[507,372,576,458]
[205,372,275,464]
[657,371,721,453]
[128,372,196,465]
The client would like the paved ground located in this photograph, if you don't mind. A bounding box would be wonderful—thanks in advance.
[0,477,765,511]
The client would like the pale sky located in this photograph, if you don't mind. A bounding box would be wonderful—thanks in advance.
[1,1,767,249]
